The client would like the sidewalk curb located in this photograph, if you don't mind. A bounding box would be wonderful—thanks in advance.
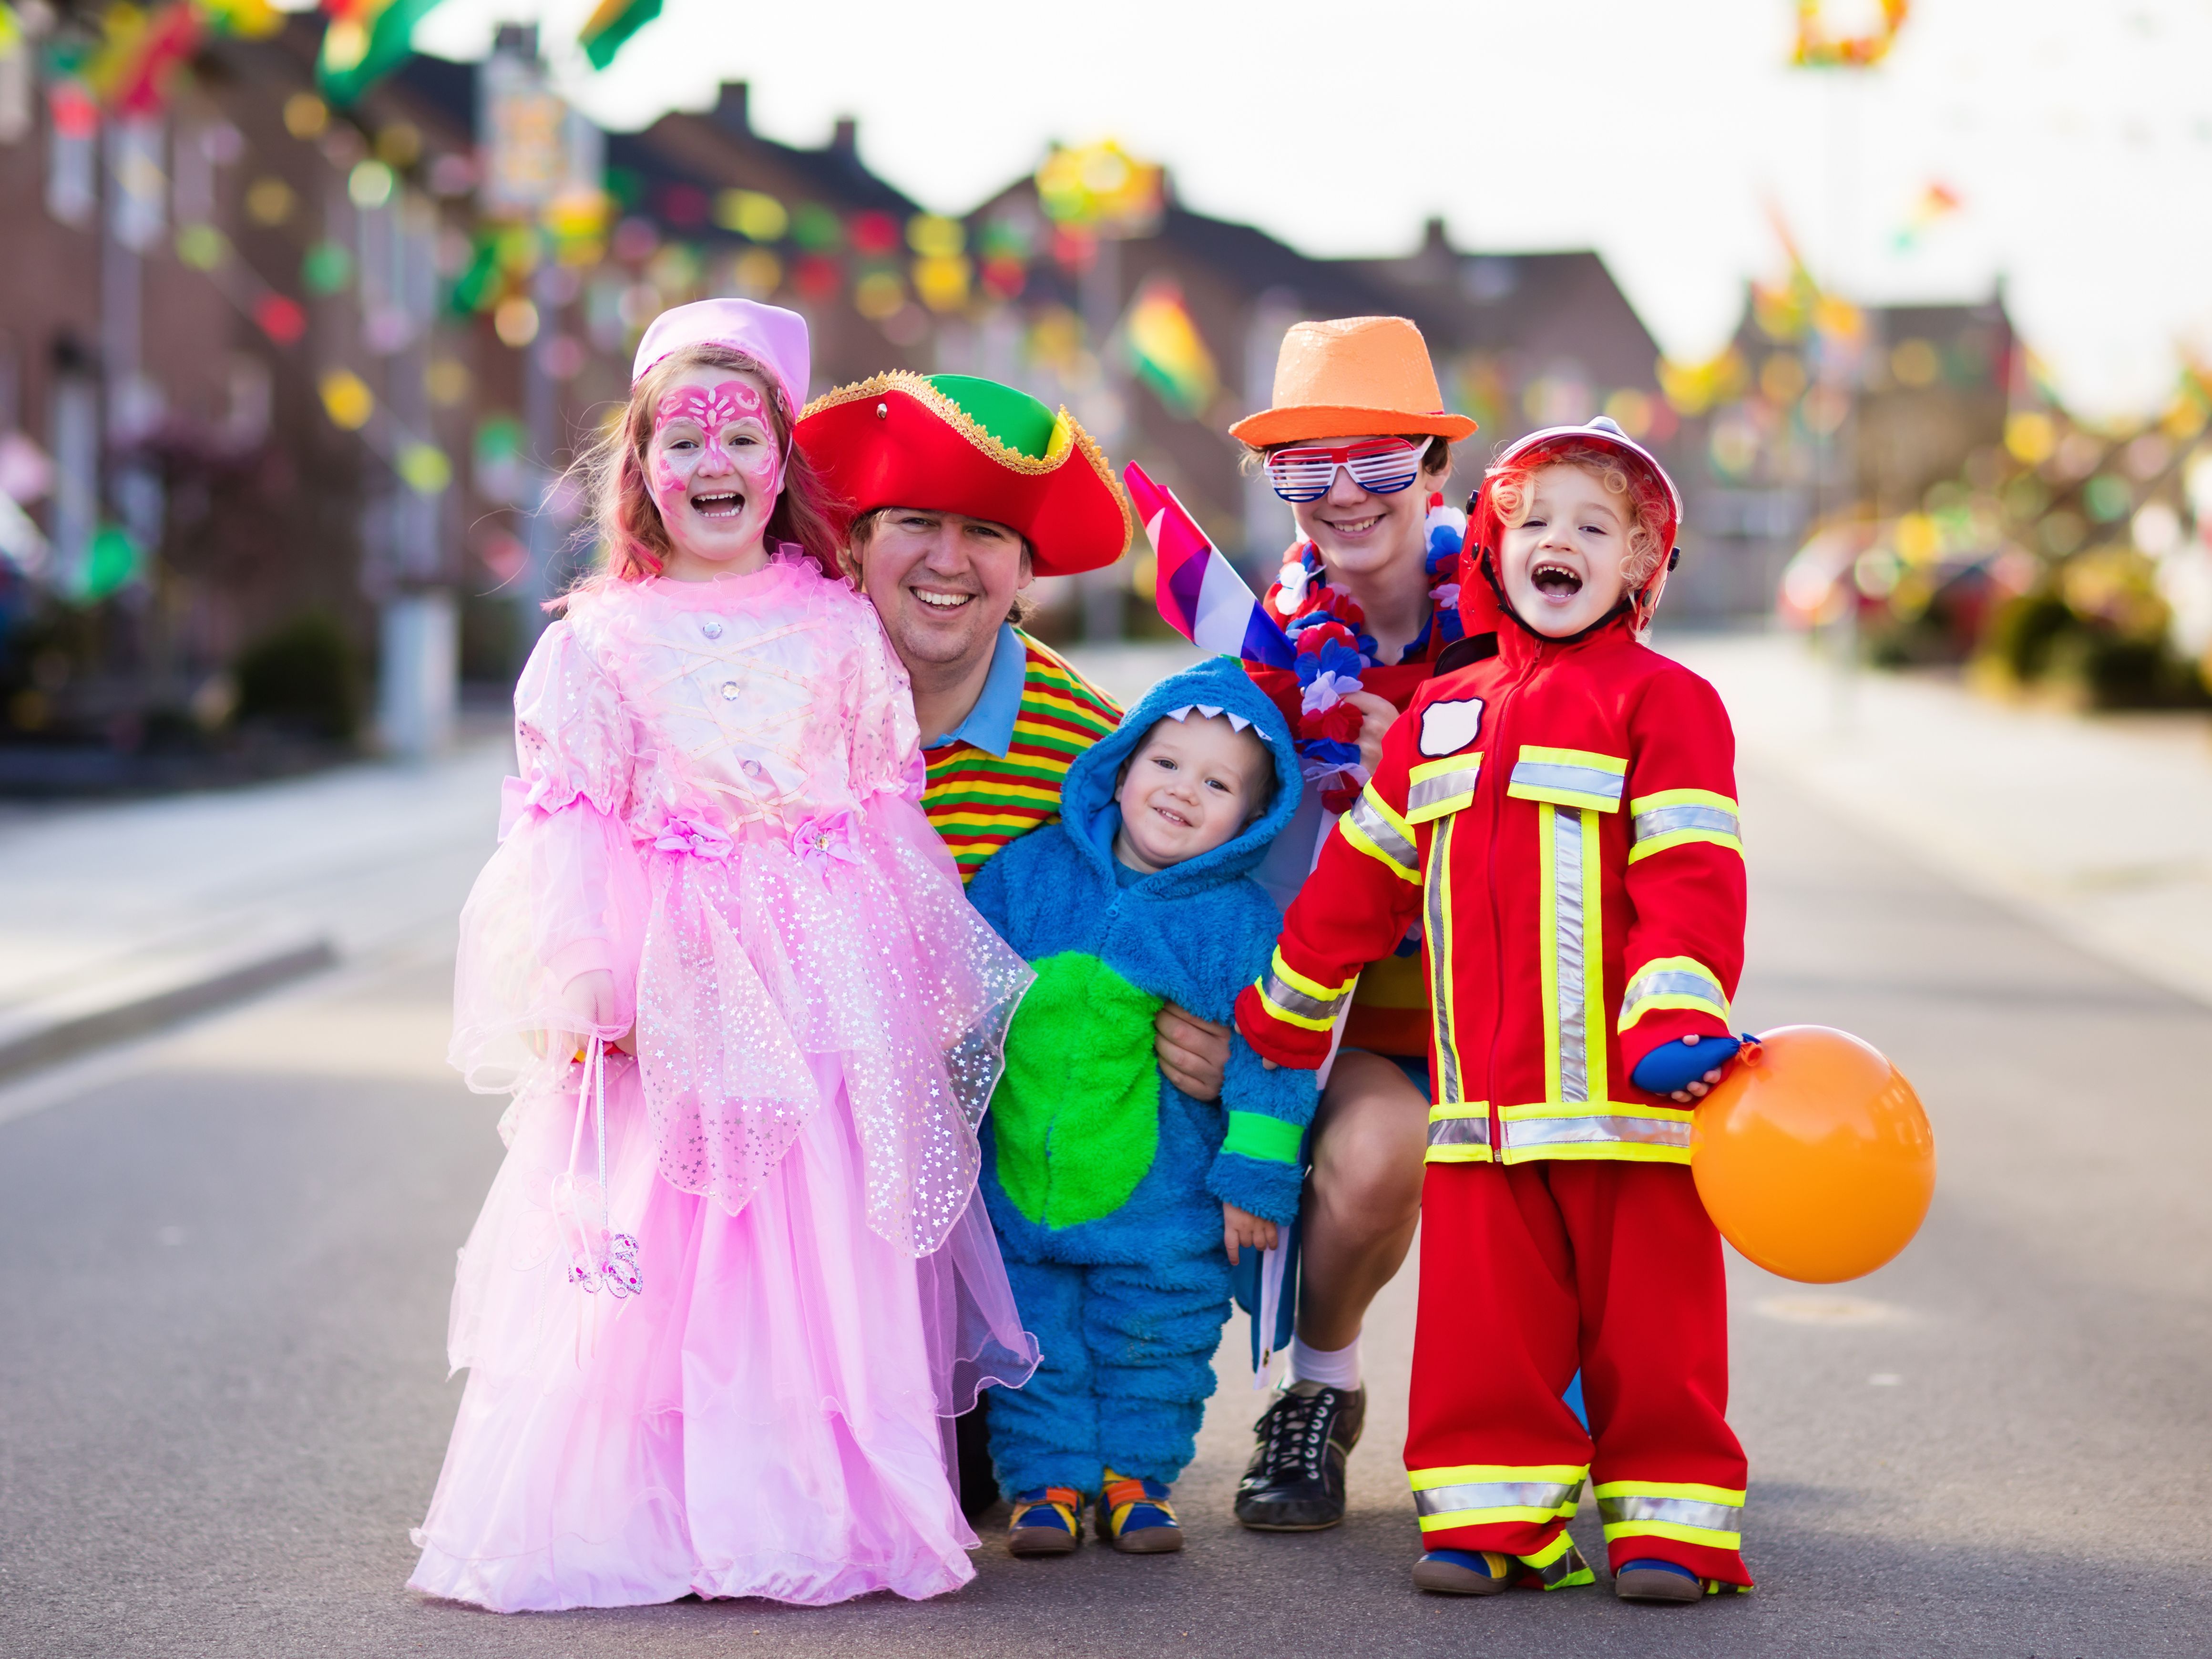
[0,938,340,1077]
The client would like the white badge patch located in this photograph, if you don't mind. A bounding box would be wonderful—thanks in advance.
[1419,697,1485,758]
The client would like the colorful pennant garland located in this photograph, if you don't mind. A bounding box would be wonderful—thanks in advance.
[317,0,446,107]
[579,0,662,71]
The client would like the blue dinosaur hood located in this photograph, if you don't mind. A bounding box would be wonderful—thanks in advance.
[1058,655,1303,899]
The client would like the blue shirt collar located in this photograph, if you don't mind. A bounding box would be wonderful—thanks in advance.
[923,622,1027,756]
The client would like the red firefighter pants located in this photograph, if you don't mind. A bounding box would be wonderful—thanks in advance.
[1405,1158,1751,1588]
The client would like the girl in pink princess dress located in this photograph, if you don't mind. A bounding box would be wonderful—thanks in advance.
[408,299,1037,1612]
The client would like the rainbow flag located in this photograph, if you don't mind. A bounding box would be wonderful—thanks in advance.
[1125,462,1294,670]
[318,0,446,106]
[1124,282,1219,420]
[579,0,661,69]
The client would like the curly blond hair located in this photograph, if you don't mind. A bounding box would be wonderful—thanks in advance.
[1486,441,1670,588]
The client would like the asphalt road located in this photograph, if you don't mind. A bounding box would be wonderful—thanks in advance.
[2,758,2207,1659]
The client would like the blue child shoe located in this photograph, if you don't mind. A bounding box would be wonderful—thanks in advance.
[1614,1557,1708,1602]
[1097,1470,1184,1554]
[1007,1485,1084,1557]
[1411,1548,1515,1595]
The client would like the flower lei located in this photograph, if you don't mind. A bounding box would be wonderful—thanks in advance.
[1262,493,1468,812]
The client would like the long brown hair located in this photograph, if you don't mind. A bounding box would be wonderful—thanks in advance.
[564,343,844,596]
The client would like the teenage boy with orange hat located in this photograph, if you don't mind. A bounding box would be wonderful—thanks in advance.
[1223,317,1480,1532]
[1236,416,1755,1604]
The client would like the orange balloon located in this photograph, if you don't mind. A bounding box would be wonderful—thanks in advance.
[1690,1025,1935,1284]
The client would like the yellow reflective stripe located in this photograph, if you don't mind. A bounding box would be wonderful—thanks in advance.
[1509,745,1628,812]
[1594,1479,1746,1506]
[1410,1464,1586,1527]
[1425,812,1469,1111]
[1526,1538,1596,1588]
[1255,978,1338,1033]
[1406,754,1481,824]
[1340,785,1419,882]
[1412,1463,1588,1491]
[1259,949,1353,1027]
[1538,806,1605,1106]
[1628,788,1740,818]
[1268,952,1352,1004]
[1595,1481,1744,1548]
[1538,805,1561,1103]
[1628,787,1741,863]
[1580,809,1606,1102]
[1618,955,1729,1032]
[1520,1531,1582,1567]
[1628,786,1742,863]
[1499,1101,1695,1165]
[1604,1517,1743,1549]
[1423,1103,1493,1164]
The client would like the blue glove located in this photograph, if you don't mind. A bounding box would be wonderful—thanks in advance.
[1631,1034,1745,1097]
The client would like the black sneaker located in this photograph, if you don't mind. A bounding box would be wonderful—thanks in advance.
[1233,1380,1365,1530]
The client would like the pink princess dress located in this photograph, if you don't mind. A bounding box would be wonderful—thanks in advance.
[408,549,1037,1611]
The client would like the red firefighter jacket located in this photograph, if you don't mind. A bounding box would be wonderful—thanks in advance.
[1233,609,1745,1167]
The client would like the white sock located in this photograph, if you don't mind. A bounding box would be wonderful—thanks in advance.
[1287,1333,1362,1391]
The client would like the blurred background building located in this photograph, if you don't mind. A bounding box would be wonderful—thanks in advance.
[3,0,2209,792]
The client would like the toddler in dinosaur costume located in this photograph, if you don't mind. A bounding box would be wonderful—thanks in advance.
[967,656,1318,1558]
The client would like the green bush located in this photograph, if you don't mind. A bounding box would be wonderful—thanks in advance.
[232,612,362,742]
[2076,633,2212,710]
[1985,589,2073,683]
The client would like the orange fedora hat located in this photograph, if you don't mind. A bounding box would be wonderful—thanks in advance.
[1228,316,1477,449]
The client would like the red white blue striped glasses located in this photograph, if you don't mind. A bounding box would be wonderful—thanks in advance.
[1265,436,1432,502]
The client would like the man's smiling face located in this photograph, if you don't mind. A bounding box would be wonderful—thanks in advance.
[857,508,1033,674]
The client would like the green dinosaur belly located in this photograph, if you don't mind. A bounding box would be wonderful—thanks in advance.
[991,951,1166,1229]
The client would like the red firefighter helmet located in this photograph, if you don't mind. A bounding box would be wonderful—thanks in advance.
[1462,415,1684,637]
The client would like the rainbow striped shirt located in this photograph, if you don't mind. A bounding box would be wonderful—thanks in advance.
[922,628,1122,881]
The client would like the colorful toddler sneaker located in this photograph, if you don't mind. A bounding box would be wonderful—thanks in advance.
[1613,1558,1709,1602]
[1006,1486,1084,1557]
[1411,1548,1515,1596]
[1413,1538,1594,1596]
[1097,1470,1184,1554]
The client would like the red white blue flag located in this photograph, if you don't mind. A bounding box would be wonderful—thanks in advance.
[1124,462,1295,670]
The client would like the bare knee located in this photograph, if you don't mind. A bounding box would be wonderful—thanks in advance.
[1307,1055,1427,1239]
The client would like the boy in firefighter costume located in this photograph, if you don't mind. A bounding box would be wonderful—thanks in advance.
[968,657,1317,1556]
[1235,416,1753,1604]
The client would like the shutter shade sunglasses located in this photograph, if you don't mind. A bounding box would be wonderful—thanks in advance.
[1265,435,1433,502]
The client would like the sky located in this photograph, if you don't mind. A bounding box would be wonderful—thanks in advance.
[376,0,2212,423]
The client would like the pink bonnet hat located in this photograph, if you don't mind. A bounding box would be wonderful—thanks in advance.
[631,298,811,419]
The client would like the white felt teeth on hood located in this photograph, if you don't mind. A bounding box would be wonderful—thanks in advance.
[1161,703,1252,733]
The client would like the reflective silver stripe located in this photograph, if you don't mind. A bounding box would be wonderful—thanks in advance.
[1407,764,1479,818]
[1509,1113,1693,1151]
[1553,808,1589,1103]
[1426,815,1464,1106]
[1513,760,1625,805]
[1347,793,1417,870]
[1426,1114,1491,1149]
[1620,967,1726,1023]
[1415,1478,1582,1518]
[1533,1543,1592,1587]
[1263,971,1340,1022]
[1598,1494,1743,1533]
[1633,802,1739,843]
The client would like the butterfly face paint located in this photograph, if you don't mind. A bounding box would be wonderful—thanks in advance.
[645,370,784,575]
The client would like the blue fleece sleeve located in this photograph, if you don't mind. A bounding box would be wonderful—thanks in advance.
[1205,1035,1318,1227]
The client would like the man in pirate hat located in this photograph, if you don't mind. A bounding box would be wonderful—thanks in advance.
[797,373,1239,1499]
